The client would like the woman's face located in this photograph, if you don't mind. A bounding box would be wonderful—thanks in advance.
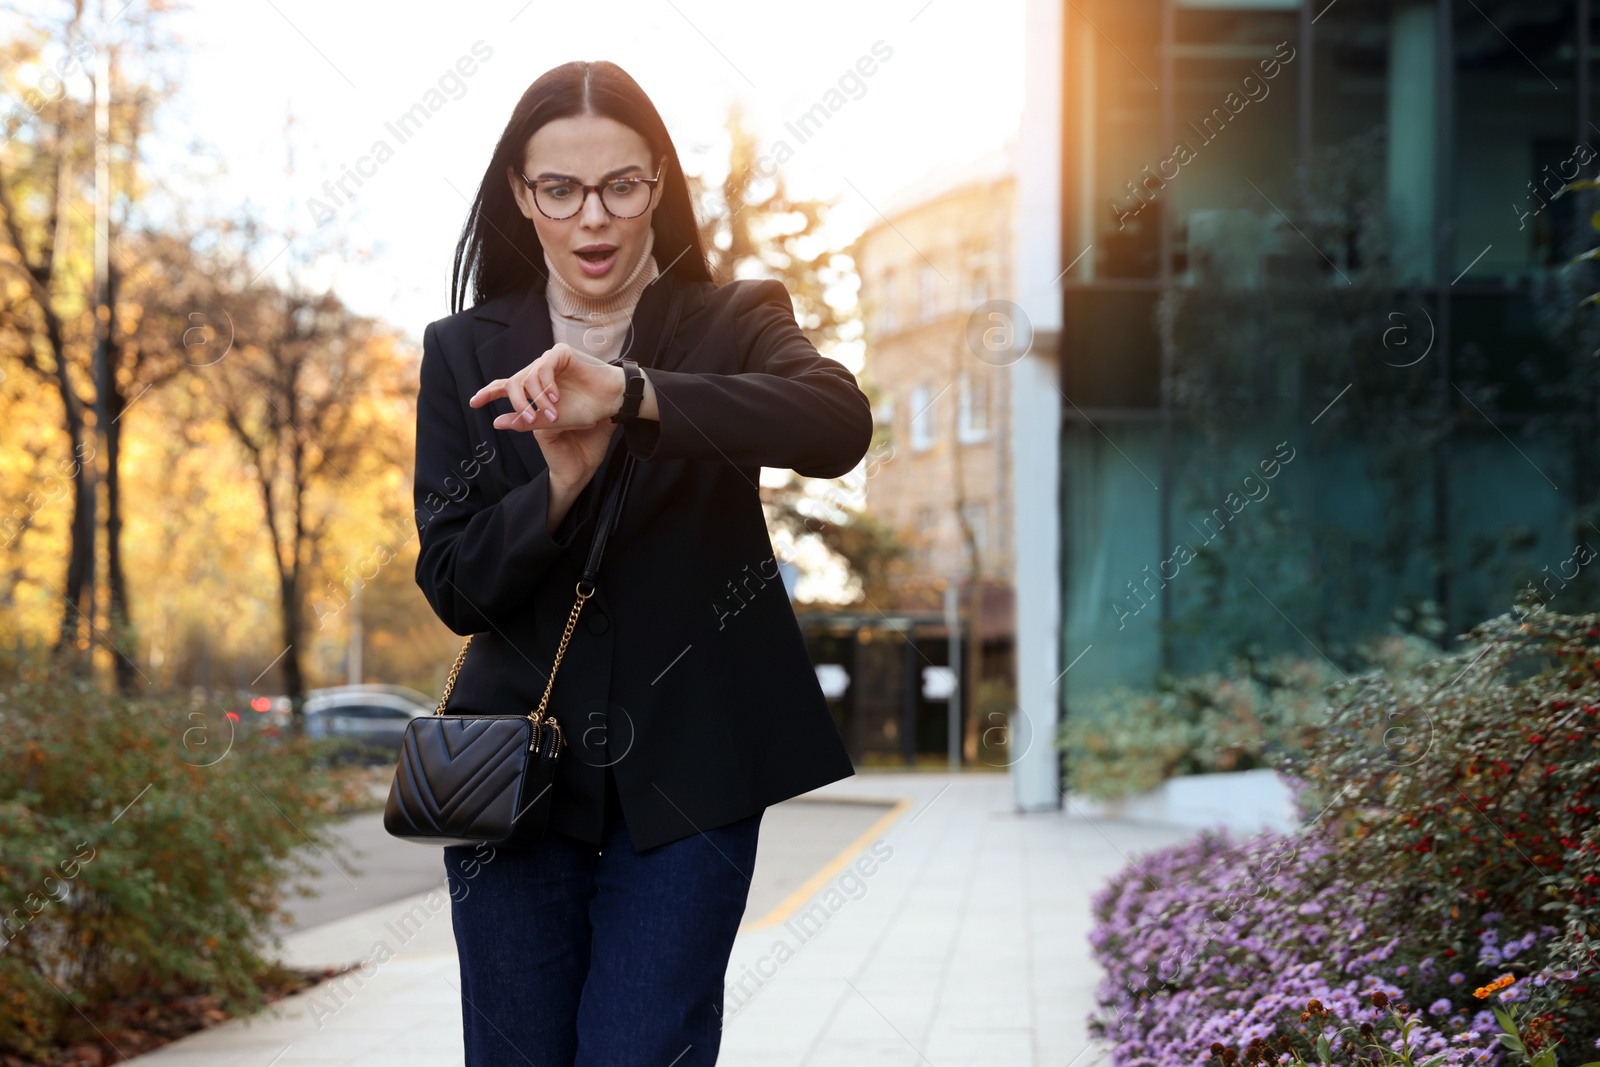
[509,114,662,300]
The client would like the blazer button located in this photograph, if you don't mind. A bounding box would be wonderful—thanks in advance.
[585,608,609,635]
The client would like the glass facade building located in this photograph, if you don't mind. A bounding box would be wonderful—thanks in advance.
[1040,0,1600,720]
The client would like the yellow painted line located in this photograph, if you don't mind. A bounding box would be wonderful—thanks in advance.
[739,796,914,934]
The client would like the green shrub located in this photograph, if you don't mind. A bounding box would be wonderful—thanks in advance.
[1291,607,1600,1046]
[1059,629,1441,800]
[1088,608,1600,1059]
[0,671,348,1059]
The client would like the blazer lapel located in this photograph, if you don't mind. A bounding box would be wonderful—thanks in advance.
[616,271,675,369]
[472,284,554,484]
[586,273,690,501]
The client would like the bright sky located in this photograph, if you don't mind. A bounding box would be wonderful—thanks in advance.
[141,0,1027,342]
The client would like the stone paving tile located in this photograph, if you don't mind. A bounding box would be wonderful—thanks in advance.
[125,955,464,1067]
[719,775,1194,1066]
[128,773,1195,1067]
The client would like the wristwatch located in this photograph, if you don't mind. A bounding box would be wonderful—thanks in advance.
[608,356,644,423]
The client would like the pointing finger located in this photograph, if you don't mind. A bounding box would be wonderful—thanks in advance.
[469,379,508,408]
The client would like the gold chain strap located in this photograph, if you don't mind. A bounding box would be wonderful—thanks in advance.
[434,635,473,715]
[431,583,592,756]
[535,582,593,719]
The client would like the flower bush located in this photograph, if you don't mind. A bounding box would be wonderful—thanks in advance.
[0,669,352,1060]
[1295,609,1600,1047]
[1089,830,1501,1064]
[1088,609,1600,1064]
[1201,986,1599,1067]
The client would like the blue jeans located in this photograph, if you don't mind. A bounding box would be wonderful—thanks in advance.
[443,811,762,1066]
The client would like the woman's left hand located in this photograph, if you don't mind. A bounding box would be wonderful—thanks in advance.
[470,343,622,431]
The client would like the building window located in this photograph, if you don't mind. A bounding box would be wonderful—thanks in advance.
[957,372,989,443]
[964,264,989,307]
[873,394,895,439]
[918,264,938,323]
[879,270,898,334]
[909,383,935,452]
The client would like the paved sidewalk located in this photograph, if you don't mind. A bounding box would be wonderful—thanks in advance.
[126,774,1194,1067]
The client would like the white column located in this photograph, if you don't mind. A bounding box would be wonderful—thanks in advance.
[1009,0,1065,812]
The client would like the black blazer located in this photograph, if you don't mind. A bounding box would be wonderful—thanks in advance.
[412,266,872,851]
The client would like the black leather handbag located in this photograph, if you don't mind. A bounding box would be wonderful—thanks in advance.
[383,451,637,848]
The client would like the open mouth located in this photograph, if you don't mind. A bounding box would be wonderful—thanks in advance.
[572,245,619,278]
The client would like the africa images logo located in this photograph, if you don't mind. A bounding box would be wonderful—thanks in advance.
[722,839,894,1019]
[307,40,494,226]
[1111,41,1297,230]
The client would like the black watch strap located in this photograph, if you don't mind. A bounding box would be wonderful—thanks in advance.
[609,358,644,423]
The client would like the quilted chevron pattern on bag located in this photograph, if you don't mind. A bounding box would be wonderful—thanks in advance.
[384,715,552,847]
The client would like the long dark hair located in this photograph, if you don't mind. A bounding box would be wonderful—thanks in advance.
[450,61,712,314]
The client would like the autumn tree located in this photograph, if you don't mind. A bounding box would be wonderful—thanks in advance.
[193,230,414,722]
[690,105,904,604]
[0,0,179,683]
[694,104,853,349]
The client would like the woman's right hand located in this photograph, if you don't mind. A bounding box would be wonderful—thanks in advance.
[536,420,617,533]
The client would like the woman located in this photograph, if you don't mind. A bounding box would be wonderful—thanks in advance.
[413,60,873,1065]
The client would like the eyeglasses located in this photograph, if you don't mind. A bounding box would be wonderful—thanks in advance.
[518,165,663,221]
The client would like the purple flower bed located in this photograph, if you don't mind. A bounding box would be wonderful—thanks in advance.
[1084,611,1600,1064]
[1088,830,1505,1065]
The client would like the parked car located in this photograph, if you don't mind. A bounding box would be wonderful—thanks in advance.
[256,684,435,761]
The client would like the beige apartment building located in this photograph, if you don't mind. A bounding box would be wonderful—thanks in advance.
[854,157,1016,651]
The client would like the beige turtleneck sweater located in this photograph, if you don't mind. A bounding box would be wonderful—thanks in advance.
[542,228,659,363]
